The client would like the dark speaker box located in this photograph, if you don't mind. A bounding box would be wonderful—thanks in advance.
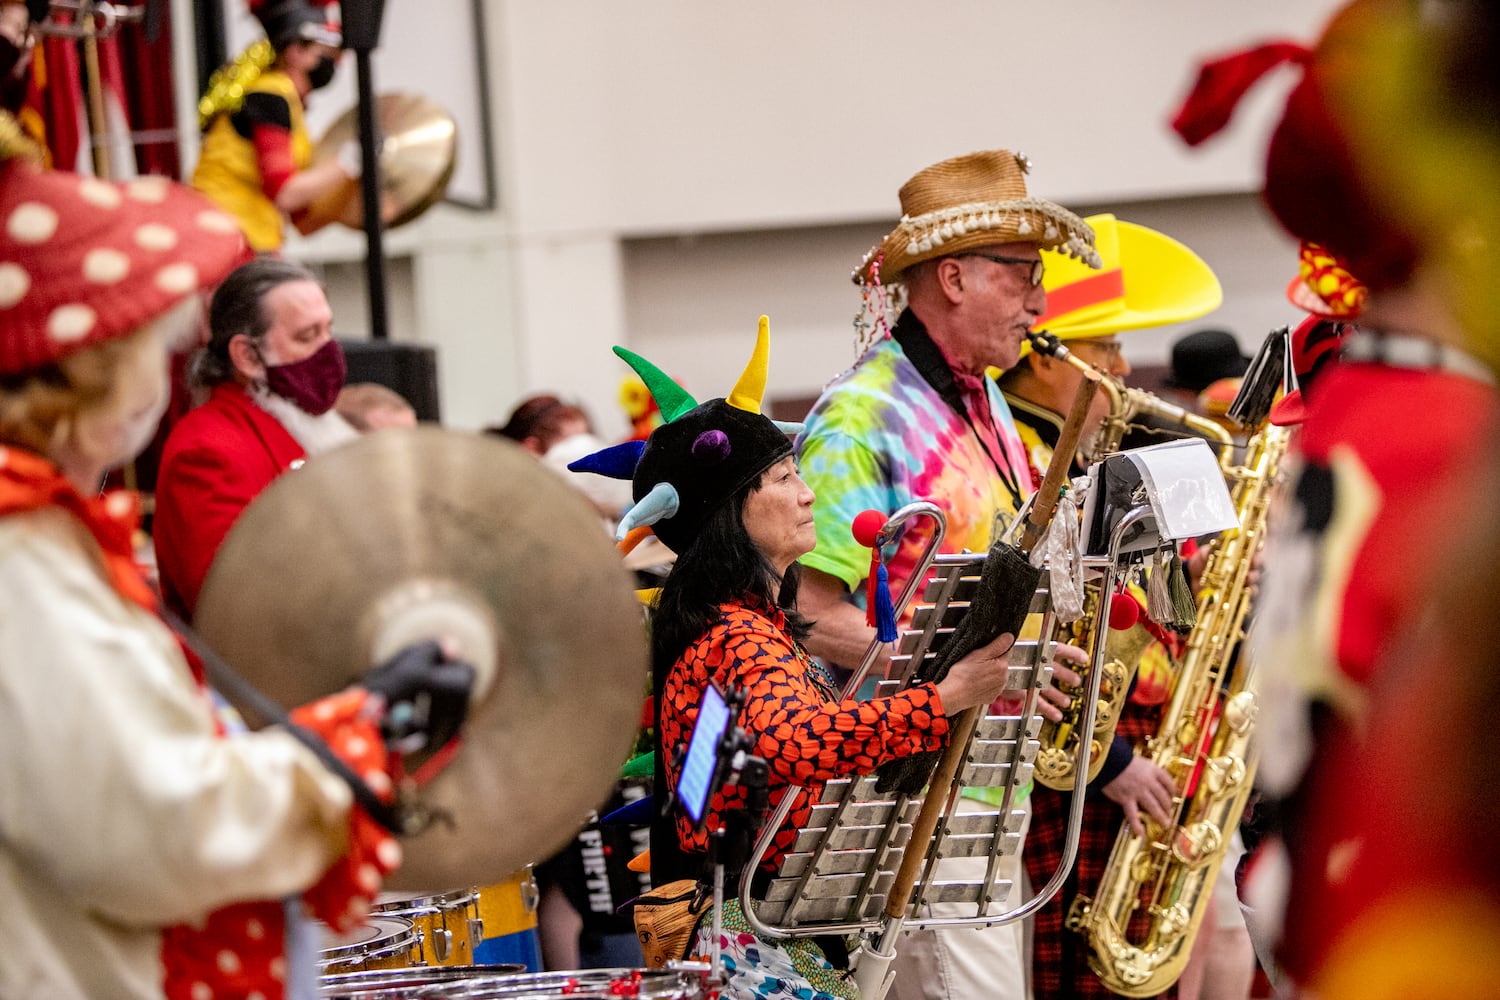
[339,339,441,422]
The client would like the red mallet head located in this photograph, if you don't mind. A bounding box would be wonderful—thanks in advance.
[1108,591,1141,631]
[852,509,887,548]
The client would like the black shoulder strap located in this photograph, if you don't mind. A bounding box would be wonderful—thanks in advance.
[889,310,1023,509]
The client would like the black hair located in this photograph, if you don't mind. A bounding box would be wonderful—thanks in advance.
[647,465,812,886]
[191,257,319,388]
[650,472,811,684]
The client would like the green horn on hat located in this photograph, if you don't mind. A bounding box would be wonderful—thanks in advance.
[612,346,698,423]
[726,315,771,415]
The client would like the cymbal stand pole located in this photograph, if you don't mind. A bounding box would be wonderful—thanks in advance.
[708,754,768,982]
[352,43,389,341]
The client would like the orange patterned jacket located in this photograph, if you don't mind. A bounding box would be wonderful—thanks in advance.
[659,595,950,873]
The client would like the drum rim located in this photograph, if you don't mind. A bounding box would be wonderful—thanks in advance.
[317,915,419,964]
[373,887,481,912]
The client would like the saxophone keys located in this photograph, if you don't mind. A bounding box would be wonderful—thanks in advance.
[1204,754,1247,794]
[1035,746,1074,782]
[1169,820,1223,867]
[1222,690,1257,733]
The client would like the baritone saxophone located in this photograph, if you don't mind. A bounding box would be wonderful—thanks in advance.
[1069,422,1290,997]
[1025,330,1236,791]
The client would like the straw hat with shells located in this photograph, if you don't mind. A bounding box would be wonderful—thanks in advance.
[854,149,1101,286]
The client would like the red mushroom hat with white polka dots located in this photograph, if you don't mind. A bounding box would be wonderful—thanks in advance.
[0,158,250,376]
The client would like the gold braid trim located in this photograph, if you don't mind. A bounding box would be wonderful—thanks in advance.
[197,39,275,132]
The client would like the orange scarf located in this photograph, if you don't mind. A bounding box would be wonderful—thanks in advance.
[0,445,157,610]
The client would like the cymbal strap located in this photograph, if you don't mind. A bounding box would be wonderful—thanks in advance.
[159,605,406,835]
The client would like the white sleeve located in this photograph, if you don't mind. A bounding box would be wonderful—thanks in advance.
[0,516,355,928]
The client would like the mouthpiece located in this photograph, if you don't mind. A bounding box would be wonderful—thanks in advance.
[1026,329,1070,360]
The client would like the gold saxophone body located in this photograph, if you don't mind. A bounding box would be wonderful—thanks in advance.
[1068,422,1291,996]
[1027,333,1236,791]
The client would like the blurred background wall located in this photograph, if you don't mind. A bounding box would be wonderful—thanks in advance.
[196,0,1345,433]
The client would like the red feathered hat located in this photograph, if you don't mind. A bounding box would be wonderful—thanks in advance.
[1171,1,1419,292]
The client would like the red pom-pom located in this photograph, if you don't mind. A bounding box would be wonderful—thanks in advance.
[851,509,887,548]
[1108,591,1141,631]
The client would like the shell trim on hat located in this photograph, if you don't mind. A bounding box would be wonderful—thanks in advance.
[892,197,1100,268]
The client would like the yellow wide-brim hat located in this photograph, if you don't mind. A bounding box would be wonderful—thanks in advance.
[854,149,1101,286]
[1020,214,1222,357]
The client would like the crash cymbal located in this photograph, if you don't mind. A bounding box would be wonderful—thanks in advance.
[195,428,647,890]
[306,92,458,232]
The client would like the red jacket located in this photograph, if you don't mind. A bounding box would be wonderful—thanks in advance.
[153,383,304,618]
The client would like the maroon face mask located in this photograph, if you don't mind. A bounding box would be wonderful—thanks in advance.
[264,339,347,415]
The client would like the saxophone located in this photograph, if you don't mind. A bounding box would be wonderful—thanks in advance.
[1025,331,1236,790]
[1068,422,1291,996]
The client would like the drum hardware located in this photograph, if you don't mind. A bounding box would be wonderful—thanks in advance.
[374,889,481,966]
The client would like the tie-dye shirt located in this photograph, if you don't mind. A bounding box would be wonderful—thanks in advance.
[795,318,1030,624]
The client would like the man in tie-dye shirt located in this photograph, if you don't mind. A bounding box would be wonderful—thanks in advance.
[795,149,1098,676]
[794,149,1099,1000]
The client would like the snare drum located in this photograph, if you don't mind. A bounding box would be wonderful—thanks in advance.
[316,916,422,975]
[373,888,481,967]
[318,964,526,998]
[474,867,542,971]
[318,966,708,998]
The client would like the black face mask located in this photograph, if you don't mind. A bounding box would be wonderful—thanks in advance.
[307,55,337,91]
[0,36,30,115]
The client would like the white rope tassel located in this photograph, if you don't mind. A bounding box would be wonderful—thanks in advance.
[1146,546,1174,625]
[1031,476,1090,622]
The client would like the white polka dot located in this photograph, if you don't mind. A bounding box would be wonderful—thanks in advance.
[47,304,97,343]
[363,769,392,796]
[190,982,213,1000]
[126,176,169,203]
[83,248,129,285]
[269,957,286,981]
[215,948,241,974]
[247,993,266,1000]
[155,262,197,295]
[135,223,178,251]
[196,210,239,234]
[8,202,58,244]
[78,177,122,209]
[357,862,381,893]
[0,262,30,308]
[245,917,266,940]
[105,492,132,517]
[375,837,402,869]
[344,734,369,758]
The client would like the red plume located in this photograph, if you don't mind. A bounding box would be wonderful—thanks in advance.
[1171,42,1311,146]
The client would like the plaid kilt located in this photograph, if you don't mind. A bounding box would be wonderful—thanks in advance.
[1023,704,1178,999]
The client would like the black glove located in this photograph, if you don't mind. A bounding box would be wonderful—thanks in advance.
[362,640,476,754]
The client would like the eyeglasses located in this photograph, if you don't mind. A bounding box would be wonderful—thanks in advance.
[958,252,1045,287]
[1072,339,1123,363]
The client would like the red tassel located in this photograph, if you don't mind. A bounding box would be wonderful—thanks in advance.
[1171,41,1311,146]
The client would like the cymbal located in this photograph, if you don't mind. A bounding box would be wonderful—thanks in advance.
[194,428,647,890]
[307,92,458,232]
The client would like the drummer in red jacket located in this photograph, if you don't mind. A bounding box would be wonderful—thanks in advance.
[154,256,357,617]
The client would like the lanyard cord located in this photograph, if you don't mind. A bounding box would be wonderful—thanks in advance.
[890,311,1024,510]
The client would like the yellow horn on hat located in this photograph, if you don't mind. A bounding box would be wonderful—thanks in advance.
[727,314,771,414]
